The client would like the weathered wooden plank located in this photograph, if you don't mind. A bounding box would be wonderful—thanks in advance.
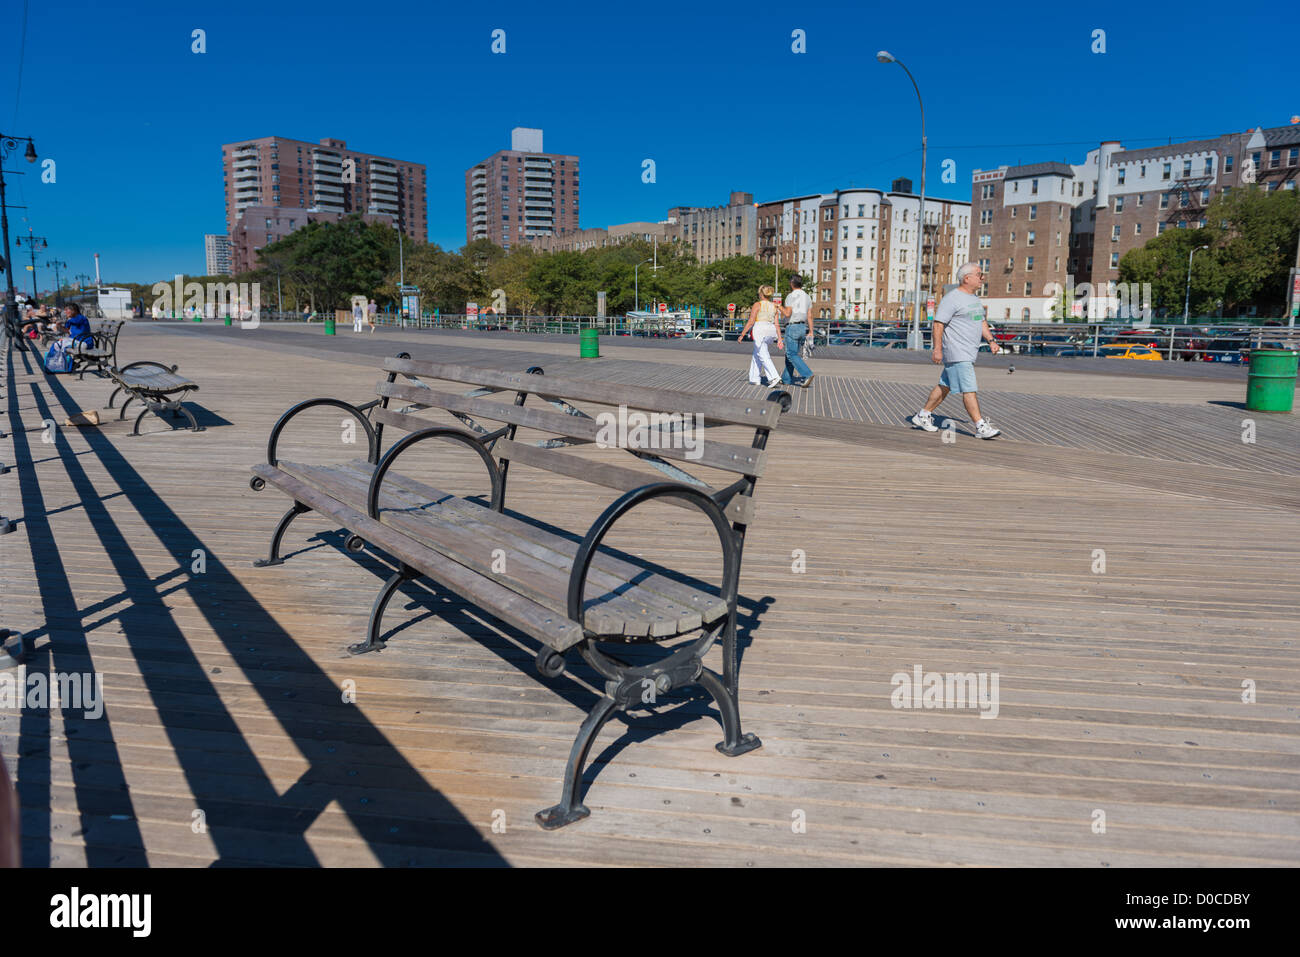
[376,381,768,477]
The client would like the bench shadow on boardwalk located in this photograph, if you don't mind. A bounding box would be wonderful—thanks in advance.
[6,345,506,866]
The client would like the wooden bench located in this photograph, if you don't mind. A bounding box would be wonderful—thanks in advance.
[249,351,791,828]
[106,361,203,434]
[37,320,124,379]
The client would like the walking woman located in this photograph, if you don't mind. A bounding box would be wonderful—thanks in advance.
[740,285,784,387]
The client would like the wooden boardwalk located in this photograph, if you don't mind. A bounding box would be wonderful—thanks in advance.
[2,324,1297,866]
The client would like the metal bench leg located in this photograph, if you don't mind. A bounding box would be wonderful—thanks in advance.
[536,694,621,830]
[698,667,761,757]
[348,563,418,655]
[253,502,312,567]
[118,395,135,420]
[107,385,122,409]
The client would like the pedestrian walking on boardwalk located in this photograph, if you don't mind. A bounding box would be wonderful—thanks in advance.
[740,285,785,387]
[776,275,815,388]
[911,262,1004,439]
[367,298,378,333]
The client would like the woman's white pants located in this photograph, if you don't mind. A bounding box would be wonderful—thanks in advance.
[749,322,780,384]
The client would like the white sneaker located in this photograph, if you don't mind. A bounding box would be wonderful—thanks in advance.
[910,411,938,432]
[976,420,1001,439]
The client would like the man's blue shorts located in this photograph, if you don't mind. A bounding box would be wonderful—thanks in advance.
[939,361,978,394]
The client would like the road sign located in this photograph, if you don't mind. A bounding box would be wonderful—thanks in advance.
[597,290,607,319]
[727,303,736,314]
[658,302,667,313]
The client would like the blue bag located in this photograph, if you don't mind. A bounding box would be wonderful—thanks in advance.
[44,337,75,374]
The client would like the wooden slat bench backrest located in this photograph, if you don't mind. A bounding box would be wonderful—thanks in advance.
[370,355,788,526]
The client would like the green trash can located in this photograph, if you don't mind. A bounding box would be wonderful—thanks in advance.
[1246,349,1298,413]
[580,328,600,358]
[223,317,232,326]
[324,317,336,336]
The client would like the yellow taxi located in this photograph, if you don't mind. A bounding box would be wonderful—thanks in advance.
[1098,344,1164,361]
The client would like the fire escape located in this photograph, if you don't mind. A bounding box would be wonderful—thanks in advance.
[1165,172,1213,228]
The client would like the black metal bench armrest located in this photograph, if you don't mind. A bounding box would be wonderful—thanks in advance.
[366,426,503,520]
[111,360,178,377]
[267,398,379,468]
[566,482,739,627]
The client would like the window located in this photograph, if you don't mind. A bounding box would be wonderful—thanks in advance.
[981,184,994,199]
[1029,204,1038,220]
[1114,196,1124,213]
[1291,148,1299,167]
[1026,256,1034,271]
[1117,168,1126,185]
[1009,231,1016,244]
[1010,207,1017,218]
[1225,154,1234,172]
[1110,253,1119,269]
[857,204,865,217]
[1271,150,1281,169]
[857,226,864,238]
[1180,191,1189,208]
[841,267,848,281]
[1140,164,1147,176]
[841,247,848,260]
[856,246,864,259]
[1157,222,1167,235]
[978,234,991,249]
[1159,193,1170,209]
[1024,282,1033,296]
[1112,225,1121,241]
[1031,179,1039,195]
[843,205,849,218]
[1201,188,1210,204]
[1136,193,1144,207]
[1183,159,1192,177]
[1134,223,1142,236]
[1162,163,1171,181]
[1027,231,1036,245]
[1006,282,1012,293]
[1252,151,1262,168]
[1204,158,1213,175]
[822,248,831,261]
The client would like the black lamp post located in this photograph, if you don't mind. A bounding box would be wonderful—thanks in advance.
[46,258,67,306]
[0,134,38,332]
[16,228,48,301]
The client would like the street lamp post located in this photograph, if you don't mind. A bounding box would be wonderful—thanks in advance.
[46,258,68,306]
[877,50,927,350]
[634,258,652,312]
[16,228,48,301]
[1183,244,1210,321]
[0,134,37,334]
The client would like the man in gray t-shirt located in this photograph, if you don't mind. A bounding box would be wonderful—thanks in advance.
[910,262,1004,439]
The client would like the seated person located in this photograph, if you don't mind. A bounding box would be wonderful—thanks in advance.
[53,304,95,351]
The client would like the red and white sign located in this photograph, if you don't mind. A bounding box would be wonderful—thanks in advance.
[466,302,479,318]
[658,302,667,313]
[727,303,736,314]
[854,304,860,313]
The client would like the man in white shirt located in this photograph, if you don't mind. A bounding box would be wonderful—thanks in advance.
[776,276,815,388]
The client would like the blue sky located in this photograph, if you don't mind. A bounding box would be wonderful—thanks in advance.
[4,0,1297,285]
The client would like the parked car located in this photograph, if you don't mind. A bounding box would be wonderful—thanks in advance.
[1098,344,1163,360]
[1203,338,1247,363]
[691,329,724,341]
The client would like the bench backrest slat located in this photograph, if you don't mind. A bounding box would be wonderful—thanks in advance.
[382,356,783,429]
[375,382,767,477]
[492,438,756,525]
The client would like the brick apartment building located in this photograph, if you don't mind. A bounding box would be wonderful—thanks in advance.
[221,136,427,246]
[204,234,231,276]
[970,124,1300,320]
[526,221,668,254]
[228,205,397,275]
[668,192,758,265]
[756,180,970,321]
[466,128,578,249]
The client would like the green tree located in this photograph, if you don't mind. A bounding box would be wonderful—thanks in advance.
[1120,187,1299,317]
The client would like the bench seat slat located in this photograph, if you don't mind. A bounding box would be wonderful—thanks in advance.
[273,461,717,638]
[375,382,767,477]
[327,459,729,628]
[383,357,784,429]
[251,463,587,651]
